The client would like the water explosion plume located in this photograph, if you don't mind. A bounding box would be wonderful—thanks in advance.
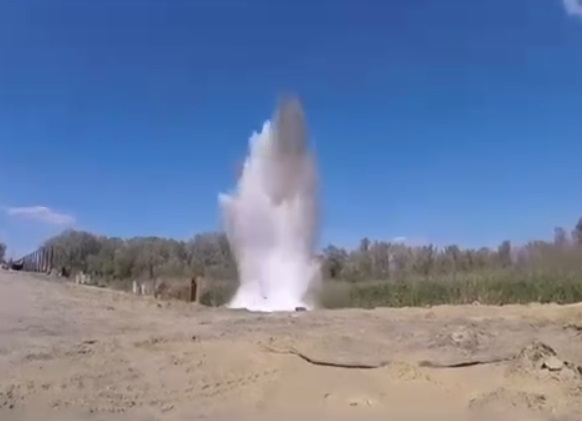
[219,97,321,312]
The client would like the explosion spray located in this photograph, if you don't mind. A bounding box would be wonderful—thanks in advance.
[219,97,321,312]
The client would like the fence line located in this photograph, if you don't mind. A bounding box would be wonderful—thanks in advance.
[10,247,204,303]
[12,246,55,273]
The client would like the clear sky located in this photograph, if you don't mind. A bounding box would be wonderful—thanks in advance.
[1,0,582,258]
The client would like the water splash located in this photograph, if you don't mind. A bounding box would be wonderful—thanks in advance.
[219,97,321,312]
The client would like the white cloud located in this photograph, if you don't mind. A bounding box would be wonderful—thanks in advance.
[391,236,433,247]
[392,236,408,244]
[5,206,76,226]
[563,0,582,17]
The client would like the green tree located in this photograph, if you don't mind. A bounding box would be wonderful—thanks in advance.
[321,245,348,279]
[497,240,512,268]
[573,218,582,245]
[554,227,568,247]
[0,241,6,263]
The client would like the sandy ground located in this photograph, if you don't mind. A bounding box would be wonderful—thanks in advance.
[1,271,582,420]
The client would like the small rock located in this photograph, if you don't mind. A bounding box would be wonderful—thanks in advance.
[514,341,557,369]
[449,327,479,350]
[161,404,175,413]
[348,398,373,407]
[543,356,564,372]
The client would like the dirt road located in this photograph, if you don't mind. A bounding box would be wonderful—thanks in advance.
[1,271,582,420]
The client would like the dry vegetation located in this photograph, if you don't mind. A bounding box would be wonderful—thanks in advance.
[7,217,582,309]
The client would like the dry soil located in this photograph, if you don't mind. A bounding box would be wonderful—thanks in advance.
[2,270,582,421]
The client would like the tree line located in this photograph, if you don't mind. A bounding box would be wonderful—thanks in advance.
[0,241,6,264]
[4,218,582,307]
[30,217,582,282]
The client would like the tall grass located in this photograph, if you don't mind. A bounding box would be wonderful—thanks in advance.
[165,270,582,308]
[318,269,582,309]
[92,268,582,309]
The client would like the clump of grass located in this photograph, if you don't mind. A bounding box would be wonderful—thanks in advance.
[198,280,238,307]
[154,279,192,301]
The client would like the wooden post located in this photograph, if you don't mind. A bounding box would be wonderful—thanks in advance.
[190,277,198,303]
[48,247,54,273]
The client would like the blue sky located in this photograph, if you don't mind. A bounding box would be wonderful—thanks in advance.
[1,0,582,257]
